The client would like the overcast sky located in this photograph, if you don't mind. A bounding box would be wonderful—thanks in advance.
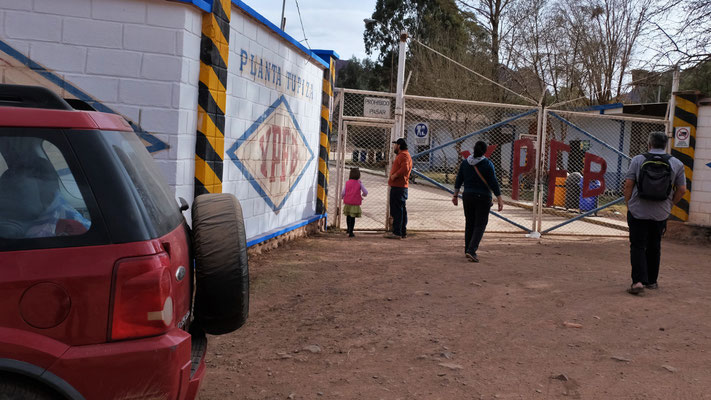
[241,0,377,60]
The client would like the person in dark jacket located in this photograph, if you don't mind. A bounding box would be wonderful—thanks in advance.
[452,141,504,262]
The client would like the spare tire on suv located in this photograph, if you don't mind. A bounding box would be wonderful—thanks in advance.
[191,193,249,335]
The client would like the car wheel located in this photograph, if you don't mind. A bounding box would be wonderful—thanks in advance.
[0,375,59,400]
[191,193,249,335]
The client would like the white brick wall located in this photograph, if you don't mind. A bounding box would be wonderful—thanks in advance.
[689,103,711,227]
[35,0,92,18]
[4,11,63,41]
[63,18,124,48]
[91,0,147,23]
[0,0,202,210]
[86,48,142,77]
[0,0,31,11]
[123,25,177,54]
[223,6,325,241]
[30,42,87,73]
[1,0,328,238]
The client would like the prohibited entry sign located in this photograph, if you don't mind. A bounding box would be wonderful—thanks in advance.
[675,126,691,148]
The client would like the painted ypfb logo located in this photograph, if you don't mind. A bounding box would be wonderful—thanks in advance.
[229,95,314,212]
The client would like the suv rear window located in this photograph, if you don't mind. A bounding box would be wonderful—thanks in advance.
[100,131,183,238]
[0,135,91,240]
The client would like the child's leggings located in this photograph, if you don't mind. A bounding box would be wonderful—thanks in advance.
[346,216,355,233]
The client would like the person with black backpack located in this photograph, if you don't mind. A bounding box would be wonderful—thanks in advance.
[623,131,687,295]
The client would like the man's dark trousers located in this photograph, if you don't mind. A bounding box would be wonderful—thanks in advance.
[627,211,666,285]
[390,187,408,237]
[463,193,491,255]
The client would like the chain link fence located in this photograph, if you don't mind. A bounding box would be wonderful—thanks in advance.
[403,95,540,232]
[328,89,668,236]
[328,89,396,231]
[536,110,668,235]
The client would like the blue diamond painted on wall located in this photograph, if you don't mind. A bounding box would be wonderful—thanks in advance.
[227,95,315,213]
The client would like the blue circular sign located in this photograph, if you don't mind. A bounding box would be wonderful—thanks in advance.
[414,123,428,138]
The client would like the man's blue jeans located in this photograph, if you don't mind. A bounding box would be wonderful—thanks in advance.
[389,187,408,237]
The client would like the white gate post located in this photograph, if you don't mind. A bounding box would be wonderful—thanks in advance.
[530,106,545,235]
[666,66,680,152]
[393,30,408,141]
[386,30,408,232]
[537,110,550,233]
[334,90,346,229]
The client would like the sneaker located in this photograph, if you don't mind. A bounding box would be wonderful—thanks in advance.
[645,283,658,290]
[627,283,644,295]
[383,233,402,240]
[348,233,355,238]
[465,253,479,263]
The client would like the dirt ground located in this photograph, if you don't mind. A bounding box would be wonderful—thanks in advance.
[198,231,711,400]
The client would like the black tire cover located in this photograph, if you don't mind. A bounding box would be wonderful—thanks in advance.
[191,193,249,335]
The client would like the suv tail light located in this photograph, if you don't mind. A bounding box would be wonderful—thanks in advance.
[110,253,173,341]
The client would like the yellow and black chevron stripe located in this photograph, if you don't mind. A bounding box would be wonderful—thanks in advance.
[194,0,231,196]
[316,57,335,215]
[670,93,698,221]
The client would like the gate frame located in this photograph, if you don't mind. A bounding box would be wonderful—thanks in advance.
[331,88,669,236]
[404,94,538,233]
[332,88,397,231]
[533,108,669,235]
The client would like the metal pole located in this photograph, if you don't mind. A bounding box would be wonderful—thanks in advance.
[537,110,550,233]
[335,123,349,230]
[385,126,394,231]
[530,106,544,233]
[334,90,346,229]
[393,30,408,141]
[386,30,407,232]
[280,0,287,30]
[666,66,680,153]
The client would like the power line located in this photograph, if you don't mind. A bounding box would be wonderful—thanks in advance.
[293,0,311,50]
[411,38,539,106]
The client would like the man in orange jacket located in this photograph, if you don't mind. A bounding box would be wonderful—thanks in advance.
[386,138,413,239]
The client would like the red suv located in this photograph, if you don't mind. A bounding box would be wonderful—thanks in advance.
[0,85,249,400]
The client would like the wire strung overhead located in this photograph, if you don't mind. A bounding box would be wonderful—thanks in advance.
[409,38,539,106]
[294,0,311,50]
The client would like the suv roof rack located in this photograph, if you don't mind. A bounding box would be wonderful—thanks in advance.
[64,98,97,111]
[0,84,73,110]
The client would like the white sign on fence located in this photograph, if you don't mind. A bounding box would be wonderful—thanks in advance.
[674,126,691,148]
[414,122,429,145]
[364,97,391,119]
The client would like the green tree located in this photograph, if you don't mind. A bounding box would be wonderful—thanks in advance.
[335,57,388,92]
[363,0,490,100]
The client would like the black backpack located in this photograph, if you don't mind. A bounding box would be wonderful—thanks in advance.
[637,153,673,201]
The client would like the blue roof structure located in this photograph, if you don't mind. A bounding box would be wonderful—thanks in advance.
[313,50,341,63]
[173,0,337,69]
[579,103,624,114]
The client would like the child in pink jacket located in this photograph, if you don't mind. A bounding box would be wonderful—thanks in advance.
[342,167,368,237]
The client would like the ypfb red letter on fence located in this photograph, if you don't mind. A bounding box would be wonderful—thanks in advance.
[582,153,607,198]
[512,139,534,200]
[547,140,570,206]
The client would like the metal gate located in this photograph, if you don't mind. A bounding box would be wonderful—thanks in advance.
[329,89,396,231]
[535,109,668,236]
[329,88,668,236]
[403,95,540,233]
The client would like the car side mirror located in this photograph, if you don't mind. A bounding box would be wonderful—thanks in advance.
[178,197,189,212]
